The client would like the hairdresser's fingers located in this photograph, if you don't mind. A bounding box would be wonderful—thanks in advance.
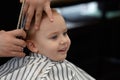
[44,2,53,22]
[23,2,29,16]
[10,51,25,57]
[25,6,35,30]
[20,0,23,3]
[0,49,25,57]
[8,44,23,52]
[20,0,28,4]
[35,8,42,30]
[7,29,26,39]
[13,38,26,48]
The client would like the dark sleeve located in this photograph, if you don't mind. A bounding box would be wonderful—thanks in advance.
[0,0,21,31]
[0,0,21,65]
[0,57,13,66]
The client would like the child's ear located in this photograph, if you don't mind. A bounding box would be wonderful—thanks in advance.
[26,40,38,53]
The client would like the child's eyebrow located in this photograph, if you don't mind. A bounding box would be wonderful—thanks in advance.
[47,28,67,36]
[64,28,68,32]
[48,32,59,37]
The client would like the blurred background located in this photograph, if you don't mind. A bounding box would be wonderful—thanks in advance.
[0,0,120,80]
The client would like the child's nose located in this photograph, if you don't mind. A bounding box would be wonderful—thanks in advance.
[60,37,67,45]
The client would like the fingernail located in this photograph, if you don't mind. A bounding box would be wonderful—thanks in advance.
[50,18,54,22]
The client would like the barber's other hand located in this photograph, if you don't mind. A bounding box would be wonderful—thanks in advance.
[0,29,26,57]
[20,0,53,30]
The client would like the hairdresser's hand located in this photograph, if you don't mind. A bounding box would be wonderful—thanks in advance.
[0,29,26,57]
[20,0,53,30]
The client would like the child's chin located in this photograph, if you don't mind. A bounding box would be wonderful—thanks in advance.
[53,59,65,62]
[53,56,67,62]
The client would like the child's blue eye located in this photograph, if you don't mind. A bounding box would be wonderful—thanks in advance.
[63,31,67,36]
[51,35,58,39]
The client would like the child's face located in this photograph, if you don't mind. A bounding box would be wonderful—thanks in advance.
[32,13,71,61]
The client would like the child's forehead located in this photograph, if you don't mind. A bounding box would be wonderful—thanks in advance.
[39,18,67,36]
[41,14,66,28]
[37,12,67,33]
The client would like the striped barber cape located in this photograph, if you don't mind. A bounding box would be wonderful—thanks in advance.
[0,53,95,80]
